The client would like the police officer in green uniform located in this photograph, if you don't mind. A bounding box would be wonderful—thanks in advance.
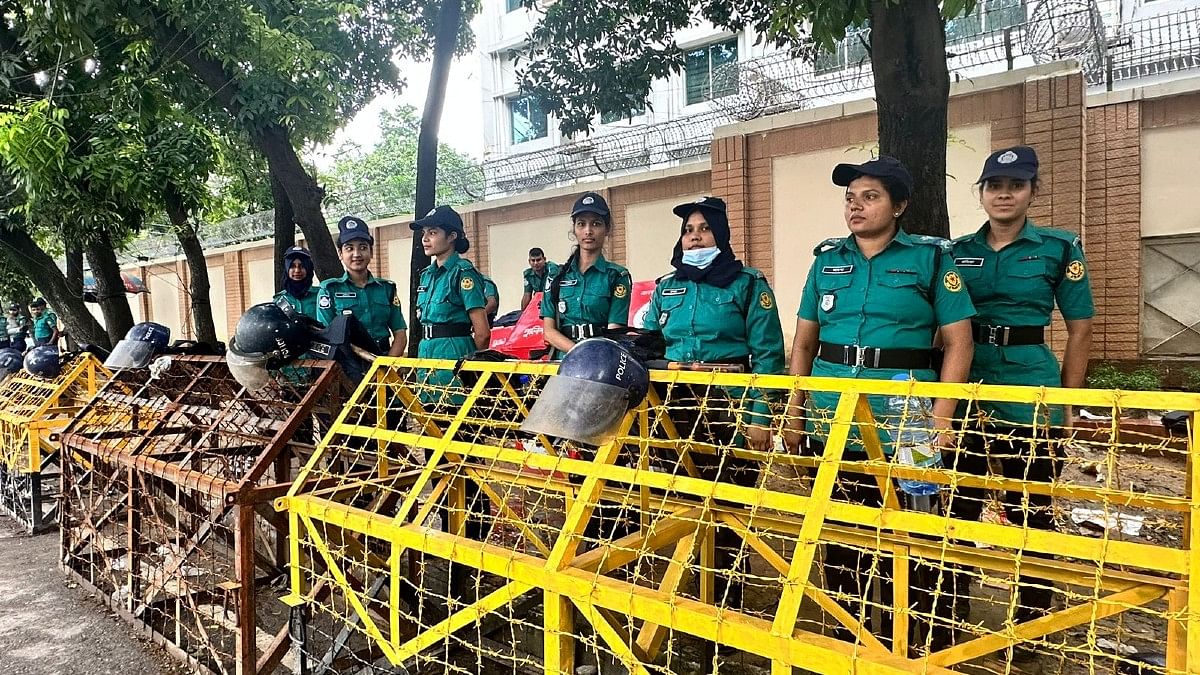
[782,156,976,646]
[541,192,631,357]
[642,195,786,609]
[946,146,1094,628]
[316,216,407,356]
[29,298,59,348]
[481,274,500,326]
[521,247,558,310]
[273,246,320,321]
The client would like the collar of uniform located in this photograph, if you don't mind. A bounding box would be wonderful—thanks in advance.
[845,228,915,254]
[970,218,1040,246]
[571,253,611,273]
[433,251,462,271]
[335,270,382,287]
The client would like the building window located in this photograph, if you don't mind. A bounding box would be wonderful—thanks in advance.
[509,95,547,145]
[685,38,738,105]
[945,0,1025,43]
[600,98,645,124]
[505,0,522,12]
[814,25,870,74]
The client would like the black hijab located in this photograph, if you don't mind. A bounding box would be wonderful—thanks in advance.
[282,249,316,299]
[669,197,743,288]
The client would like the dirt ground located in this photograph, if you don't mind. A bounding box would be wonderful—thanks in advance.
[0,516,186,675]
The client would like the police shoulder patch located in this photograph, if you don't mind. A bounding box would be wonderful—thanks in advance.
[392,293,402,307]
[758,291,774,310]
[943,270,963,292]
[461,276,475,291]
[613,283,628,299]
[318,294,332,309]
[1065,260,1086,281]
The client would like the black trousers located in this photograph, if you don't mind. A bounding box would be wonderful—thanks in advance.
[944,423,1063,623]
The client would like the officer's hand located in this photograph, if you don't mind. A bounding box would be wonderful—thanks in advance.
[781,423,804,454]
[744,425,773,453]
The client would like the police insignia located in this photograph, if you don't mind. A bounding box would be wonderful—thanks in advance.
[613,284,628,299]
[392,294,402,307]
[1066,260,1086,281]
[582,196,595,205]
[461,276,475,291]
[997,150,1018,164]
[759,292,773,310]
[943,270,963,292]
[820,294,835,312]
[318,295,331,309]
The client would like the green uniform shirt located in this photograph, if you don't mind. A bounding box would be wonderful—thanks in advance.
[316,273,406,348]
[481,275,499,320]
[31,310,57,340]
[643,267,787,426]
[416,252,487,406]
[798,230,976,449]
[952,219,1095,426]
[539,255,631,329]
[273,288,321,322]
[523,262,560,295]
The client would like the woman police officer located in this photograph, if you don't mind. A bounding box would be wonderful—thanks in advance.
[641,195,786,609]
[541,192,632,357]
[944,146,1094,626]
[782,156,976,645]
[317,216,407,356]
[274,245,320,321]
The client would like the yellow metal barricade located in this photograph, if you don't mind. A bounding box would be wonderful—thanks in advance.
[59,356,353,675]
[278,357,1199,675]
[0,353,107,532]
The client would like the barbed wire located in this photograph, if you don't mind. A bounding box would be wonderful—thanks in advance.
[122,3,1200,265]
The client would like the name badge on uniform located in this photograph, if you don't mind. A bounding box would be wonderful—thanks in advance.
[309,342,333,358]
[334,292,357,298]
[416,285,427,292]
[822,265,853,275]
[661,287,687,296]
[820,294,836,312]
[954,257,984,267]
[559,279,579,287]
[557,301,567,314]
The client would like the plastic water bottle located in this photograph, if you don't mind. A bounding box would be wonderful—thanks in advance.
[887,373,942,512]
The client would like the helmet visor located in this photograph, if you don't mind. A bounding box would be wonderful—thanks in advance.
[520,375,631,446]
[226,349,274,392]
[104,340,157,369]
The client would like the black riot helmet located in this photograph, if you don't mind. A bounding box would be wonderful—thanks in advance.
[105,322,171,370]
[520,338,649,446]
[0,347,23,376]
[227,301,313,391]
[23,345,61,379]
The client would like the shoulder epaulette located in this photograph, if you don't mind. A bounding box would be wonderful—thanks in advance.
[739,266,767,280]
[1039,227,1083,249]
[813,237,845,255]
[655,271,677,284]
[911,234,952,252]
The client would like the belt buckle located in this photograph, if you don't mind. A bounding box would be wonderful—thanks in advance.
[423,324,434,340]
[987,325,1000,345]
[845,345,869,368]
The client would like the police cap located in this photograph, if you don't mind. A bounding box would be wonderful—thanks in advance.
[410,205,465,235]
[337,215,374,246]
[978,145,1039,183]
[832,155,914,196]
[672,195,726,220]
[571,192,610,220]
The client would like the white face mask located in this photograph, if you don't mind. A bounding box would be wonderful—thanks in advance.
[681,246,721,269]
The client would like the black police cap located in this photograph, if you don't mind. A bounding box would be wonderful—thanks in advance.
[29,297,47,308]
[832,155,914,196]
[284,245,311,258]
[571,192,610,219]
[978,145,1039,183]
[337,215,374,245]
[410,205,465,234]
[672,195,726,220]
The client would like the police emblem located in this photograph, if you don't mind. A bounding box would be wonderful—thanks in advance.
[759,292,774,310]
[1066,260,1086,281]
[944,270,963,292]
[426,208,437,217]
[461,276,475,291]
[392,294,402,307]
[659,312,668,326]
[557,301,567,314]
[997,150,1018,164]
[820,293,835,312]
[318,295,331,309]
[582,196,594,205]
[613,284,628,299]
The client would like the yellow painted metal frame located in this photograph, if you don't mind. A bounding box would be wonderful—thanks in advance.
[0,353,108,475]
[279,357,1200,674]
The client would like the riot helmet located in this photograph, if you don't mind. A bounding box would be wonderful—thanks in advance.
[23,345,61,379]
[105,322,171,370]
[521,338,649,446]
[227,302,313,391]
[0,347,23,376]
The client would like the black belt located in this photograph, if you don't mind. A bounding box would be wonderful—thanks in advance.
[817,342,933,370]
[972,323,1044,346]
[563,323,605,341]
[422,322,472,339]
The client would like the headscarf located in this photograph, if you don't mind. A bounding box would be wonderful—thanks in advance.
[669,198,743,288]
[282,248,315,299]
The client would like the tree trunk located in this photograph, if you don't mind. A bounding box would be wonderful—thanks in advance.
[65,242,84,298]
[0,229,109,348]
[409,0,463,356]
[85,229,135,345]
[165,187,218,346]
[870,0,951,238]
[271,172,297,293]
